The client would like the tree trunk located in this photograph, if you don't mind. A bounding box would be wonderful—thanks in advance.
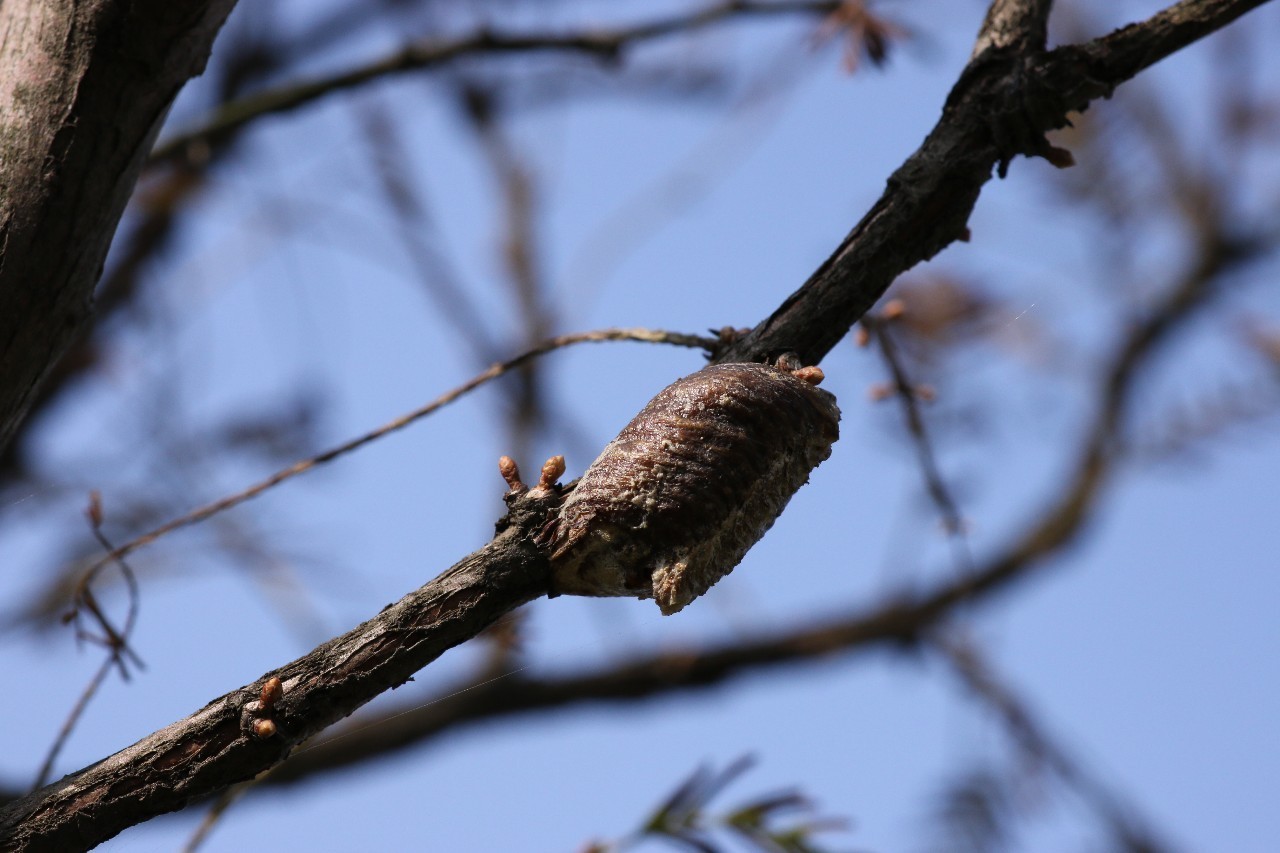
[0,0,237,452]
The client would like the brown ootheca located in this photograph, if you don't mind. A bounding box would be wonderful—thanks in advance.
[548,359,840,614]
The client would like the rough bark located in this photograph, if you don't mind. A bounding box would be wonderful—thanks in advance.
[0,0,238,453]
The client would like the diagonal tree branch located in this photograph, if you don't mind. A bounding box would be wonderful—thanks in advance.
[716,0,1271,367]
[205,182,1268,797]
[934,635,1172,852]
[0,481,561,851]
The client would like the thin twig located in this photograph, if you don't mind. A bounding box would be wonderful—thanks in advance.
[862,311,974,571]
[150,0,845,163]
[462,82,557,467]
[356,99,502,366]
[32,496,144,790]
[182,781,254,853]
[30,658,114,794]
[74,328,713,578]
[933,634,1171,852]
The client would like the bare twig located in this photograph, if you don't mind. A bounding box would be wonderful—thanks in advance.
[357,100,502,366]
[32,495,144,790]
[1133,377,1280,460]
[30,662,114,796]
[862,309,969,548]
[934,635,1171,852]
[73,327,714,579]
[462,83,557,467]
[149,0,846,163]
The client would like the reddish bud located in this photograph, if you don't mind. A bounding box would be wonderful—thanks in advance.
[498,456,525,492]
[259,677,283,710]
[868,383,895,402]
[538,455,566,490]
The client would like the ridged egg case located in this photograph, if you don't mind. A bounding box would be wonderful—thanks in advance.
[549,361,840,614]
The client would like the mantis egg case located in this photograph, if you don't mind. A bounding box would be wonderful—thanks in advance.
[549,360,840,614]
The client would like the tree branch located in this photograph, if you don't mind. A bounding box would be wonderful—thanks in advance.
[0,0,238,455]
[0,483,560,851]
[59,327,712,590]
[715,0,1270,366]
[934,635,1172,851]
[973,0,1055,56]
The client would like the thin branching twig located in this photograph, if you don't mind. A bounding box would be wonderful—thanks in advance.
[32,494,144,790]
[862,305,974,573]
[150,0,848,163]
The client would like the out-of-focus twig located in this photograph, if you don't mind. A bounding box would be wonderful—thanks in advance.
[933,634,1171,852]
[357,100,502,366]
[588,756,847,852]
[1132,376,1280,460]
[31,494,144,790]
[181,781,254,853]
[71,328,714,578]
[461,83,557,468]
[862,303,970,560]
[150,0,847,163]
